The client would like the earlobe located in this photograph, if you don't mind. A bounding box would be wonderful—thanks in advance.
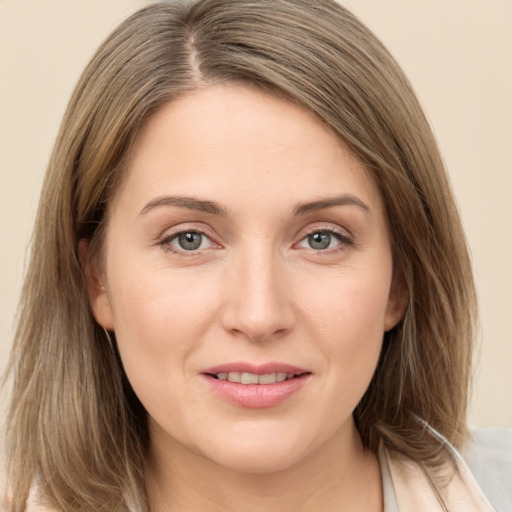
[384,269,409,332]
[79,238,115,330]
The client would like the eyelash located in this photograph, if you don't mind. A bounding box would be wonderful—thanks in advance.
[156,225,353,256]
[157,228,218,256]
[296,226,353,254]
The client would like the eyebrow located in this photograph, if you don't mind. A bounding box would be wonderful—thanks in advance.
[293,194,370,215]
[139,196,228,217]
[138,193,370,218]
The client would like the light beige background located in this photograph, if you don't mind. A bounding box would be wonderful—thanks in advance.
[1,1,511,426]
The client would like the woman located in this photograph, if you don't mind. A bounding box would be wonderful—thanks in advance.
[2,1,510,511]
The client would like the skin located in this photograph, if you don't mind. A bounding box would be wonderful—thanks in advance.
[87,85,406,511]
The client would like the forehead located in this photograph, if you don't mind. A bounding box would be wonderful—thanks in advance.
[113,85,383,218]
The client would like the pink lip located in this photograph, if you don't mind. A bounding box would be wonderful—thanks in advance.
[203,362,308,375]
[201,362,311,409]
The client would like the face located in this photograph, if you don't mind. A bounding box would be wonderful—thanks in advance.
[88,85,404,474]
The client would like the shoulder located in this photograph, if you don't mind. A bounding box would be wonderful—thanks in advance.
[381,426,512,512]
[382,445,495,512]
[461,427,512,512]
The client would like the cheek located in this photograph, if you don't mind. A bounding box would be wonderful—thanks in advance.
[106,265,222,397]
[298,265,391,384]
[110,257,219,329]
[300,264,391,338]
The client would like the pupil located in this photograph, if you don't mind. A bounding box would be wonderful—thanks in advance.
[178,232,202,250]
[309,232,330,250]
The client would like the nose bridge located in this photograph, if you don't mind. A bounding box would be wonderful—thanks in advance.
[222,240,295,341]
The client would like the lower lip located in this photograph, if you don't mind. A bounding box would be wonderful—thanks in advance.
[203,374,310,408]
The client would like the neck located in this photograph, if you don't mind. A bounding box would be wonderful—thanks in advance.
[145,420,382,512]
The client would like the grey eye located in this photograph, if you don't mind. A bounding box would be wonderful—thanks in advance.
[177,232,203,250]
[307,232,332,250]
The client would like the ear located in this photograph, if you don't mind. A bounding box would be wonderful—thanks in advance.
[384,268,409,332]
[79,238,115,330]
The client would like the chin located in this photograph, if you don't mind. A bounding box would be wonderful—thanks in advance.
[208,447,304,475]
[193,429,317,475]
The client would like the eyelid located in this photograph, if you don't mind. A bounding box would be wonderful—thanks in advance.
[293,223,354,251]
[296,222,352,240]
[155,223,222,254]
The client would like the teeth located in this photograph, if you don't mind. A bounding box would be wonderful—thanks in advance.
[227,372,241,383]
[276,372,287,382]
[240,372,259,384]
[216,372,298,384]
[258,373,277,384]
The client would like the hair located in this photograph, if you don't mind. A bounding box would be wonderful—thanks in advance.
[3,1,476,510]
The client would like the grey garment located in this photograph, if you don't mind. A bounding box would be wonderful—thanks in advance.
[461,427,512,512]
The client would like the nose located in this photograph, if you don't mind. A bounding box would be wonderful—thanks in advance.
[220,245,296,343]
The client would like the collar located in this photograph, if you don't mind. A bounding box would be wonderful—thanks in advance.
[378,440,496,512]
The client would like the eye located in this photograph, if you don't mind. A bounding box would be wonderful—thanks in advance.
[175,232,204,251]
[296,229,350,251]
[162,230,216,252]
[306,232,334,250]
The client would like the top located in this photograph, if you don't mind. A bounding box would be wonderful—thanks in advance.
[380,427,512,511]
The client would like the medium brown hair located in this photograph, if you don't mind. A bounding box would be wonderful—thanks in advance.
[3,1,476,510]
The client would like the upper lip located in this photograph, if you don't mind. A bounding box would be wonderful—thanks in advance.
[202,362,310,376]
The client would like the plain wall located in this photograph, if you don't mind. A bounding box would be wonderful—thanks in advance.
[1,1,511,426]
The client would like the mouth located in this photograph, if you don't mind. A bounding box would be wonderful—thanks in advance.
[201,364,311,408]
[207,371,306,384]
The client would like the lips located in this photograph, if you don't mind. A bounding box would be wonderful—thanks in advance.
[201,363,311,408]
[214,371,296,384]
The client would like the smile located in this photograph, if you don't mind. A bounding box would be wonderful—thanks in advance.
[202,363,311,408]
[212,372,298,384]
